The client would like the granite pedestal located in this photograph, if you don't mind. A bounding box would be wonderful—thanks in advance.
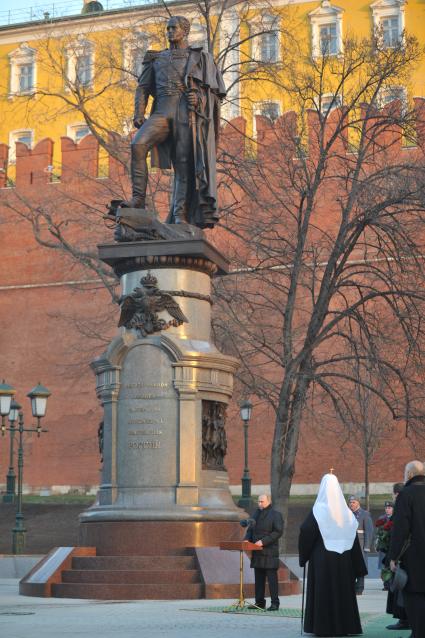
[80,237,242,553]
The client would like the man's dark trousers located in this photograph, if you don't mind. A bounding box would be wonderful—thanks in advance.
[254,568,279,607]
[404,592,425,638]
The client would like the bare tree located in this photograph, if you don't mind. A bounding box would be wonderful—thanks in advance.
[317,333,398,511]
[213,31,425,534]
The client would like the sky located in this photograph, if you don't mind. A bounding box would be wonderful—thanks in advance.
[0,0,141,25]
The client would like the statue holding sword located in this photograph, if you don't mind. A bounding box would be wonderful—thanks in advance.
[121,15,226,230]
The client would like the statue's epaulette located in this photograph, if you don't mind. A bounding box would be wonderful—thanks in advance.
[143,49,163,62]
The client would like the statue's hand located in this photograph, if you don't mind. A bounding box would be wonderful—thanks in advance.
[133,116,145,129]
[186,91,198,109]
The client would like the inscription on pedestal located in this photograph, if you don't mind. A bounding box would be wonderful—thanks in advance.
[117,345,177,486]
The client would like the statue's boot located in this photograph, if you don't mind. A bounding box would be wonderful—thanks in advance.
[121,195,145,209]
[121,143,148,209]
[172,167,189,224]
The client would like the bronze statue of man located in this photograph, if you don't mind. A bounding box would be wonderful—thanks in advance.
[123,16,226,229]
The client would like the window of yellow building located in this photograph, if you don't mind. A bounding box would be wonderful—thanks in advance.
[8,43,37,96]
[309,1,344,58]
[371,0,406,48]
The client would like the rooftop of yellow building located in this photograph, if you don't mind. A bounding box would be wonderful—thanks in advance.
[0,0,189,30]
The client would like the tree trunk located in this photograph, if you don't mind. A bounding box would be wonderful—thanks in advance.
[364,454,370,512]
[271,372,310,552]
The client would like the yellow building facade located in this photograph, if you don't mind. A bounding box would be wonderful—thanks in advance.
[0,0,424,177]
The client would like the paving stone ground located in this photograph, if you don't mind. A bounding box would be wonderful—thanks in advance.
[0,502,392,638]
[0,578,402,638]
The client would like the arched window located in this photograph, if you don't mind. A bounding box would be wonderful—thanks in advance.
[309,1,344,58]
[251,14,280,64]
[65,39,95,89]
[8,129,34,163]
[123,32,150,80]
[190,23,209,51]
[371,0,406,48]
[8,43,37,96]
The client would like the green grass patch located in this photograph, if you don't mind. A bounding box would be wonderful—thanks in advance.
[184,606,302,617]
[22,494,95,505]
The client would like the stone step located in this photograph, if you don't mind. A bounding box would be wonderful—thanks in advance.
[51,582,204,600]
[62,569,201,584]
[72,555,196,571]
[277,566,290,580]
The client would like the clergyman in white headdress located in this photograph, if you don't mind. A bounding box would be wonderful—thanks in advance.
[298,473,367,637]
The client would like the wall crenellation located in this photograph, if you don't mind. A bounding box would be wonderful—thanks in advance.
[1,98,424,189]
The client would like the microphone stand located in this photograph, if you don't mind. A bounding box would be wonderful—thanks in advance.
[301,564,306,634]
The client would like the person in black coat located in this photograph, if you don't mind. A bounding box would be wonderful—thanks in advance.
[299,473,367,637]
[245,494,284,611]
[389,461,425,638]
[386,482,410,630]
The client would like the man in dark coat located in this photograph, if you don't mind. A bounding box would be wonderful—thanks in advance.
[245,494,283,611]
[299,474,367,637]
[389,461,425,638]
[386,482,410,631]
[124,15,226,229]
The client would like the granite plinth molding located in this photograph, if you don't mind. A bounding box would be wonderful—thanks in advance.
[97,238,230,277]
[79,520,242,555]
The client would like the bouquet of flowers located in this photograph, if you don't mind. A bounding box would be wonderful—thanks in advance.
[375,519,393,553]
[375,518,394,584]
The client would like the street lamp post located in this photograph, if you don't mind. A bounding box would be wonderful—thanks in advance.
[238,399,254,512]
[0,382,51,554]
[2,400,21,503]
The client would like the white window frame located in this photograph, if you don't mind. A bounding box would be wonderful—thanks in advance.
[253,100,281,137]
[371,0,406,48]
[8,43,37,97]
[65,38,95,89]
[122,31,150,81]
[309,1,344,58]
[316,92,343,115]
[8,129,34,164]
[377,85,407,111]
[67,123,91,143]
[220,9,240,121]
[251,14,281,64]
[190,22,209,52]
[319,22,338,56]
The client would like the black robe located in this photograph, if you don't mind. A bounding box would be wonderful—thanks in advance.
[299,511,367,637]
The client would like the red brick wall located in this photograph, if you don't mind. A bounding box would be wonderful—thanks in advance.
[1,111,424,493]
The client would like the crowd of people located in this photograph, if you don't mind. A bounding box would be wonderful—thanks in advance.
[302,461,425,638]
[244,460,425,638]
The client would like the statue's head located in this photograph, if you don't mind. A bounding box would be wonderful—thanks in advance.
[166,15,191,44]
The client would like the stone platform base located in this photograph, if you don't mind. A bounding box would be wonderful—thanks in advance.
[20,521,300,600]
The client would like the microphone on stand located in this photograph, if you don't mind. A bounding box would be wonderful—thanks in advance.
[240,518,256,540]
[240,518,256,529]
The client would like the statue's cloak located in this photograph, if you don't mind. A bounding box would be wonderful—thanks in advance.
[138,47,226,229]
